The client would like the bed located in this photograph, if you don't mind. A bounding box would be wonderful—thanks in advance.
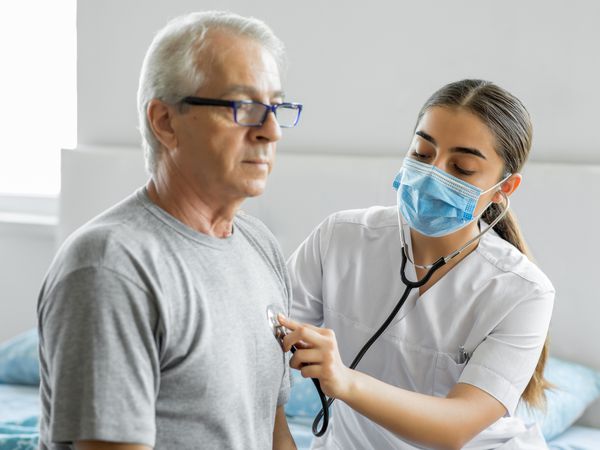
[0,330,39,450]
[1,147,599,449]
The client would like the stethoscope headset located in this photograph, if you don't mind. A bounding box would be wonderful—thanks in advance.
[267,190,510,437]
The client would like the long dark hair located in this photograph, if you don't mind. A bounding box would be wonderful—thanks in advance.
[416,79,550,408]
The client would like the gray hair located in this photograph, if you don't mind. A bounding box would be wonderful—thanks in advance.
[137,11,286,175]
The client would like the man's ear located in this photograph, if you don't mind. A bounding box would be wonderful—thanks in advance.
[492,173,522,203]
[147,99,178,151]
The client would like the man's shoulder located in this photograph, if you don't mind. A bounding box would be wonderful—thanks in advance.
[46,191,160,284]
[67,191,151,249]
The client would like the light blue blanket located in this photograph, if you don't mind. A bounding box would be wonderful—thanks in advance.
[0,384,39,450]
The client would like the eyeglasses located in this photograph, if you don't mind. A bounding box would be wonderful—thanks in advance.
[181,96,303,128]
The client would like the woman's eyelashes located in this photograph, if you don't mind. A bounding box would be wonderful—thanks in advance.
[411,150,430,160]
[410,150,476,176]
[453,164,476,176]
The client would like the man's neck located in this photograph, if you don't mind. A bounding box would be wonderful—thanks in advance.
[146,176,242,239]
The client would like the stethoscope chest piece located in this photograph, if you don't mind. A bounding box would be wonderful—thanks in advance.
[265,303,331,437]
[266,304,287,349]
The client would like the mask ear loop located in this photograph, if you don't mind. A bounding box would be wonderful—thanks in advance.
[396,182,512,269]
[443,190,510,262]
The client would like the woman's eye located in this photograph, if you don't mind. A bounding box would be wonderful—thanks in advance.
[411,150,430,160]
[453,164,475,176]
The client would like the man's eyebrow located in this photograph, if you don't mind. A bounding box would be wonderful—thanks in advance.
[220,85,285,100]
[416,130,487,160]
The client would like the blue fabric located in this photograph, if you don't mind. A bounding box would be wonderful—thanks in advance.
[0,384,40,450]
[548,425,600,450]
[516,357,600,441]
[285,371,319,449]
[287,417,314,450]
[285,370,321,418]
[0,330,39,386]
[393,158,482,237]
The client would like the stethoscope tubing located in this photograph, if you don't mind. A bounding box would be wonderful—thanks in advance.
[309,249,447,436]
[309,192,510,436]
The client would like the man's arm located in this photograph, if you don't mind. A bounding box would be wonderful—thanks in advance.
[75,442,151,450]
[272,405,297,450]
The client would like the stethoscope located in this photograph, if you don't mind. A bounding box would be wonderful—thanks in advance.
[267,191,510,437]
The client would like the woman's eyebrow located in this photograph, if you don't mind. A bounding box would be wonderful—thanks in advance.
[415,130,436,145]
[450,147,487,160]
[415,130,487,160]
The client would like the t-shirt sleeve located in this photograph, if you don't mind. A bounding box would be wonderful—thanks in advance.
[458,287,554,415]
[38,266,160,447]
[287,215,336,327]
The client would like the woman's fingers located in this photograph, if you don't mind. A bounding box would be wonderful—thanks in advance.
[299,364,321,380]
[277,318,352,398]
[293,340,312,350]
[280,318,327,352]
[289,348,324,369]
[278,314,324,333]
[282,324,324,353]
[276,314,299,330]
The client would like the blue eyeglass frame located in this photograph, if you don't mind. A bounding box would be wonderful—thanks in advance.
[181,96,303,128]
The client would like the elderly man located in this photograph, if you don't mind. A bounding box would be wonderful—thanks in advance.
[37,11,302,450]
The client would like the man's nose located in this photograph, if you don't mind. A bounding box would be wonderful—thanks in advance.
[250,110,282,143]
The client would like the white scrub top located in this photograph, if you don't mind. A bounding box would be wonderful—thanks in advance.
[288,206,554,450]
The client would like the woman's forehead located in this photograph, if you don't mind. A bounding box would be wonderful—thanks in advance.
[416,107,497,155]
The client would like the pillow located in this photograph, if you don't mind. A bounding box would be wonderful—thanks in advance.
[285,370,322,418]
[516,356,600,441]
[0,329,40,385]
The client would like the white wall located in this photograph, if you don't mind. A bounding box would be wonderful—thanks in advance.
[3,1,599,343]
[78,0,600,163]
[0,222,55,342]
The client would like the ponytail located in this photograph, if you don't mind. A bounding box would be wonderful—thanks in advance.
[482,203,552,409]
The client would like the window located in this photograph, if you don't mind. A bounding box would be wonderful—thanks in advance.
[0,0,76,198]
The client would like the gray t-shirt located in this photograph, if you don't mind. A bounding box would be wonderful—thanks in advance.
[37,188,291,450]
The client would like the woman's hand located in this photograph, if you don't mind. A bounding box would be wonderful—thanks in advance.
[277,315,354,400]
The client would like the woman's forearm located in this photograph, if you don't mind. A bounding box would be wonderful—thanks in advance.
[277,315,505,449]
[338,370,504,450]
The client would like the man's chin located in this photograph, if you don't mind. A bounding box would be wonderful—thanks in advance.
[243,179,268,198]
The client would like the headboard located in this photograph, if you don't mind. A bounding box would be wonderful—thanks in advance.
[60,147,600,426]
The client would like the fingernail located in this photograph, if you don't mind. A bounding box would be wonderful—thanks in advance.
[277,313,285,321]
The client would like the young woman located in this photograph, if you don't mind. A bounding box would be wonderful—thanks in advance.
[279,80,553,449]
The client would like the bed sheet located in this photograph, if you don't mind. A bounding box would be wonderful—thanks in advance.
[0,384,39,450]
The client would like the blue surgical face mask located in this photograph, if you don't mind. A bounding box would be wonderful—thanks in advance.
[392,158,510,237]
